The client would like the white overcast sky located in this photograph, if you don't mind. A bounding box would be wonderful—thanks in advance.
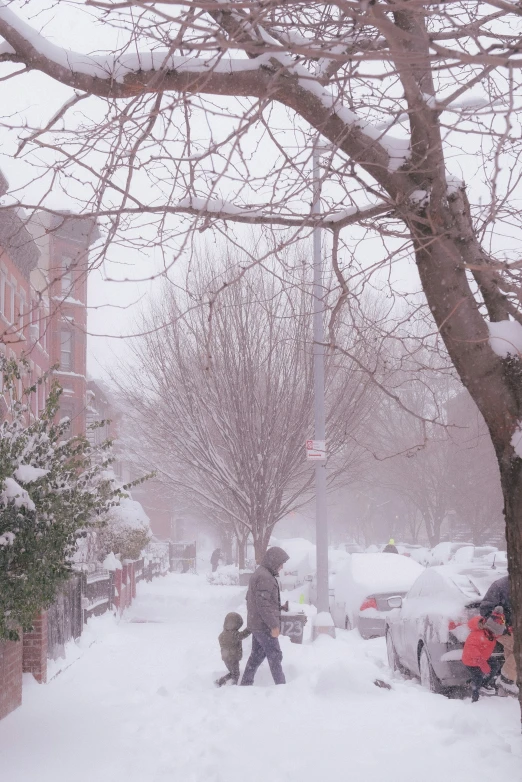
[1,0,517,383]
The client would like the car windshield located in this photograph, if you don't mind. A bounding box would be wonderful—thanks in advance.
[446,565,507,600]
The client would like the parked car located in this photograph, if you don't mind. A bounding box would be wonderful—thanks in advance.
[307,548,349,606]
[385,563,508,693]
[345,543,364,554]
[275,537,316,590]
[425,541,474,566]
[396,543,430,564]
[480,550,507,567]
[331,553,425,638]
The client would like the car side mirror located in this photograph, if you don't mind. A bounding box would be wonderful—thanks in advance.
[387,596,403,609]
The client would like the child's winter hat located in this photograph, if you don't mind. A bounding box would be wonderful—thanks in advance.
[484,606,506,636]
[223,612,244,630]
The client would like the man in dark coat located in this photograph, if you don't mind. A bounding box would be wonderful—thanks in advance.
[210,548,221,573]
[480,575,511,626]
[240,546,289,686]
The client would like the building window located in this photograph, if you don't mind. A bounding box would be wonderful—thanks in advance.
[60,330,73,371]
[0,271,5,318]
[18,292,26,332]
[62,256,73,296]
[4,280,14,323]
[59,401,74,436]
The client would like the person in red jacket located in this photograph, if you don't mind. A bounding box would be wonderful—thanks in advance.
[462,608,506,702]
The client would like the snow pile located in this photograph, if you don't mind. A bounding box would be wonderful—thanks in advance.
[102,552,122,571]
[487,319,522,359]
[314,611,334,628]
[207,565,239,586]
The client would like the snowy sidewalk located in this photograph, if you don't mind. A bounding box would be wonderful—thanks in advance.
[0,573,520,782]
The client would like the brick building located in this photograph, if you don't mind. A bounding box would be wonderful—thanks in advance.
[0,178,50,418]
[27,210,99,435]
[0,170,98,721]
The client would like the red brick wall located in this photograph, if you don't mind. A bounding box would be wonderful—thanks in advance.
[22,612,48,684]
[0,639,23,720]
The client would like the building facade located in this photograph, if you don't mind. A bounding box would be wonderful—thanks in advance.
[0,169,98,433]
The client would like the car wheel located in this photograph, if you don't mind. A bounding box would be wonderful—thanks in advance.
[386,631,401,672]
[419,646,443,694]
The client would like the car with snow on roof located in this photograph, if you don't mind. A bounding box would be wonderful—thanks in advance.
[384,562,508,693]
[331,553,425,639]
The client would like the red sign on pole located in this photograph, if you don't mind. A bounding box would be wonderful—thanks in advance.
[306,440,327,461]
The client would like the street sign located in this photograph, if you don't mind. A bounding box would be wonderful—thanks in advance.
[306,439,327,461]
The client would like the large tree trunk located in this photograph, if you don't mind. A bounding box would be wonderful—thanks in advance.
[498,454,522,718]
[409,201,522,718]
[237,534,247,570]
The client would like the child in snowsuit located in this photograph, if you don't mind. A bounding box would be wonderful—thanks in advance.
[462,607,506,702]
[216,612,251,687]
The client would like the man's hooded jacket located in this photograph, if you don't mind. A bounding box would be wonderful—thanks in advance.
[246,547,289,634]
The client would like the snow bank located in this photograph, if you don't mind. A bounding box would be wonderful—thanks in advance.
[207,565,239,586]
[1,572,520,782]
[487,319,522,359]
[314,611,334,627]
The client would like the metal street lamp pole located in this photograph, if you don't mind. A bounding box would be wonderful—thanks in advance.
[312,144,330,616]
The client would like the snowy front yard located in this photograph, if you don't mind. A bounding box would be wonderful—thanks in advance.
[0,573,520,782]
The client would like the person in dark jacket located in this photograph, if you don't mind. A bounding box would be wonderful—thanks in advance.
[240,546,289,686]
[383,538,398,554]
[480,575,511,627]
[216,612,251,687]
[210,548,222,573]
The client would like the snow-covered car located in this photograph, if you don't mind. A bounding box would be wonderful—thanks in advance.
[307,548,349,607]
[331,553,425,638]
[479,550,507,567]
[395,544,430,564]
[385,563,508,693]
[425,541,474,566]
[345,543,364,554]
[274,538,316,590]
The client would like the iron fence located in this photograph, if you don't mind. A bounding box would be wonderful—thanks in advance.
[47,576,83,661]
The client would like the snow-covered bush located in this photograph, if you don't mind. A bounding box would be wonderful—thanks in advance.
[0,359,124,640]
[95,496,152,561]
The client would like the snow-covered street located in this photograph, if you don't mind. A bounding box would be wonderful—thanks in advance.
[0,573,520,782]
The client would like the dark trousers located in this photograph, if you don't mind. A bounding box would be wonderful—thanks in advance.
[240,632,286,686]
[217,659,240,686]
[466,664,498,702]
